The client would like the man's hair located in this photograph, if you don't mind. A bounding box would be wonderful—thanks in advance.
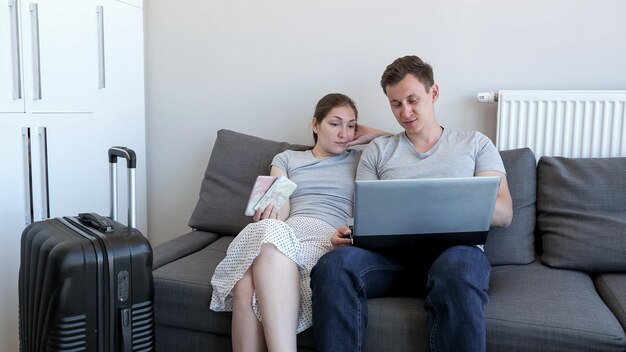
[380,55,434,94]
[312,93,358,143]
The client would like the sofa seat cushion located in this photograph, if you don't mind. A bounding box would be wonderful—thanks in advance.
[595,273,626,332]
[537,156,626,272]
[486,261,626,351]
[154,236,232,334]
[366,297,428,351]
[155,324,233,352]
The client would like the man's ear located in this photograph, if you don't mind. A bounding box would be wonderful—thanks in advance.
[430,84,440,103]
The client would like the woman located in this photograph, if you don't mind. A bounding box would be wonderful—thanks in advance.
[210,93,382,351]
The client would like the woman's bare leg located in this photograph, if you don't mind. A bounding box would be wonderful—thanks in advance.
[231,267,267,352]
[253,243,300,352]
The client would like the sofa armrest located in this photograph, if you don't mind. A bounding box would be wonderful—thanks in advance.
[153,230,222,270]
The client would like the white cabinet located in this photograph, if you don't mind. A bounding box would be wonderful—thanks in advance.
[0,1,145,351]
[1,0,98,113]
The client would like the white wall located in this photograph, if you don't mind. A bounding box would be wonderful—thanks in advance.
[144,0,626,245]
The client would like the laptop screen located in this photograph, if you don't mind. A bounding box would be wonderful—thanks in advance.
[351,176,500,248]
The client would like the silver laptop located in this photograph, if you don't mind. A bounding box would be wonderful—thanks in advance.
[350,176,501,249]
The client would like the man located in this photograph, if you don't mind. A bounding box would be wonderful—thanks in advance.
[310,55,513,351]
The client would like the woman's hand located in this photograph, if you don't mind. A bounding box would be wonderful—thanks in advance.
[252,204,279,222]
[330,226,353,248]
[251,166,291,222]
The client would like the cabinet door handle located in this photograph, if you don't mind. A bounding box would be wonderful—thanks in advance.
[21,128,34,225]
[9,0,22,100]
[37,127,50,220]
[29,3,42,100]
[96,6,106,88]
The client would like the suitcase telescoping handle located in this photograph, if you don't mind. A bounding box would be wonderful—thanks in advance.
[108,146,136,228]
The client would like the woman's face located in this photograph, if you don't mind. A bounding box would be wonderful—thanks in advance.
[312,105,357,157]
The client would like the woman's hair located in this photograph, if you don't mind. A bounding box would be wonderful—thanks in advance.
[380,55,434,94]
[312,93,358,143]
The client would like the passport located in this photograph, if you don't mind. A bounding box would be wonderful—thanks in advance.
[244,175,297,216]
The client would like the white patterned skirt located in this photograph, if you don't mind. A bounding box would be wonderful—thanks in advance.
[209,216,336,333]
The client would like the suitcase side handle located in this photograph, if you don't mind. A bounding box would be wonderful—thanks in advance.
[108,147,136,228]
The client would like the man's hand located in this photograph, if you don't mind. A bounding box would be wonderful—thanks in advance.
[330,226,353,248]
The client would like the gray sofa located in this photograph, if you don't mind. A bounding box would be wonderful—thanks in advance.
[152,129,626,351]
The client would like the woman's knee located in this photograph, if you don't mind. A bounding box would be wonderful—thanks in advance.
[254,243,297,279]
[257,243,278,258]
[232,270,254,309]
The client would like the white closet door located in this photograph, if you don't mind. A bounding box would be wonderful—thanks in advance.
[0,119,30,236]
[43,115,110,218]
[0,118,29,352]
[95,0,147,231]
[20,0,98,113]
[0,0,24,112]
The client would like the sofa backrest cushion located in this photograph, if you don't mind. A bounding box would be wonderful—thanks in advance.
[188,129,309,235]
[484,147,537,266]
[538,156,626,272]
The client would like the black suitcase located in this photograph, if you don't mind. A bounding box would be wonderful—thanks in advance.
[19,147,154,352]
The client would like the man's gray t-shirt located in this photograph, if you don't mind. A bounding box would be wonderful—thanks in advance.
[272,149,361,230]
[357,129,505,180]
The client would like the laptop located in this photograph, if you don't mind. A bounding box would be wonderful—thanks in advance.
[349,176,501,249]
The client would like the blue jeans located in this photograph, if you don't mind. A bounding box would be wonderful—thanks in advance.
[310,245,490,352]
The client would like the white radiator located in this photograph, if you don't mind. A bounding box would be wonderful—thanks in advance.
[495,90,626,159]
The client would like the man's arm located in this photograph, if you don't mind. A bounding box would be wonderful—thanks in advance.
[347,124,392,147]
[355,140,383,180]
[476,170,513,228]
